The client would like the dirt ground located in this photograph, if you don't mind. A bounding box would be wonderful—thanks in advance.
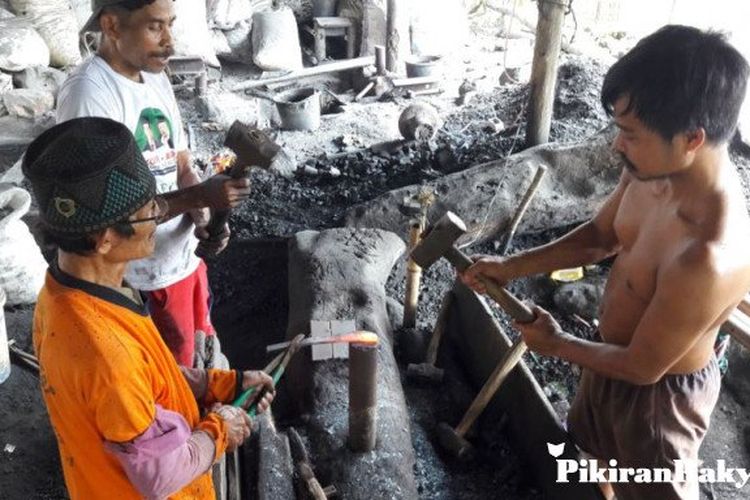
[2,6,750,500]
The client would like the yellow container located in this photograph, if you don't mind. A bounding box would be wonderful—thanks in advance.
[550,267,584,283]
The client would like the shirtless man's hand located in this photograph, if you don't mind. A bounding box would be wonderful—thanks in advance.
[459,255,514,293]
[512,305,569,356]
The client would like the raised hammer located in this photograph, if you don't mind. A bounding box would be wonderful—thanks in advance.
[196,120,290,258]
[410,211,535,459]
[410,211,534,322]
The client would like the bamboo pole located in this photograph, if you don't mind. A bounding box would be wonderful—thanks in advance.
[403,219,423,328]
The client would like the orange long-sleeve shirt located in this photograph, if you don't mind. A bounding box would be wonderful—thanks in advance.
[33,267,235,499]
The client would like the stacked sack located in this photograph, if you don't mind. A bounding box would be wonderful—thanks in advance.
[0,186,47,305]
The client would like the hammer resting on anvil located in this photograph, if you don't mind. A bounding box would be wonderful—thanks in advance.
[410,211,536,459]
[196,120,291,258]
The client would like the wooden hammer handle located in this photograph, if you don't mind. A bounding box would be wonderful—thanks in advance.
[200,164,252,238]
[447,247,535,323]
[454,337,527,437]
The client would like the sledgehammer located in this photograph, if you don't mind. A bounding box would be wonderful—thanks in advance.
[409,211,534,459]
[196,121,292,258]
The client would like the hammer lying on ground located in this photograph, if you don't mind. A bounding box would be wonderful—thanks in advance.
[196,120,293,258]
[409,211,535,459]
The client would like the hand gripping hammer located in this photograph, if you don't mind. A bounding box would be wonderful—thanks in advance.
[409,211,535,459]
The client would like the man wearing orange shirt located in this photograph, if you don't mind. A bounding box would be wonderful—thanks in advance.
[24,117,274,499]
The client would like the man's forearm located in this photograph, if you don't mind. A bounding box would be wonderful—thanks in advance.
[159,150,206,219]
[555,334,657,385]
[505,221,617,278]
[179,367,241,406]
[160,183,207,219]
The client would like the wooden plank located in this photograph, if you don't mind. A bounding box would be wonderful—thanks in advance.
[314,17,354,29]
[736,295,750,316]
[231,56,375,91]
[725,310,750,351]
[391,75,440,87]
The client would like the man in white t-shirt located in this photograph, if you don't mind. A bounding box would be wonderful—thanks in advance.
[57,0,250,367]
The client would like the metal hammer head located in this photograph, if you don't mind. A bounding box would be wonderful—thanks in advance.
[410,211,466,269]
[224,120,281,170]
[406,362,444,383]
[436,422,474,461]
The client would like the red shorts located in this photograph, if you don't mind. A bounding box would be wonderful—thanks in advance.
[147,260,215,367]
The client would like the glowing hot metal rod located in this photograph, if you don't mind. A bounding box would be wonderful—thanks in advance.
[265,331,380,354]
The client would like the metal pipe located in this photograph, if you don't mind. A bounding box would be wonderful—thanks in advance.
[348,344,378,451]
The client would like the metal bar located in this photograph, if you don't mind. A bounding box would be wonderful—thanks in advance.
[266,331,378,353]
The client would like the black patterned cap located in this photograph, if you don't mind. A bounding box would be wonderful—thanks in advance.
[22,117,156,235]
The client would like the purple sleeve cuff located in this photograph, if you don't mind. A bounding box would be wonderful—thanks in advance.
[105,405,215,498]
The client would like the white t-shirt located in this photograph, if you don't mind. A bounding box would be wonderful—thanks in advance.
[57,55,200,291]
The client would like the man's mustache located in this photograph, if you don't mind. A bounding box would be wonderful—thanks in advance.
[151,49,175,58]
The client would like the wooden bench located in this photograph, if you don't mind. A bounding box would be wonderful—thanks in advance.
[304,17,358,64]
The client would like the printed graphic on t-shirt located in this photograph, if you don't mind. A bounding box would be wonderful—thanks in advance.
[134,108,178,193]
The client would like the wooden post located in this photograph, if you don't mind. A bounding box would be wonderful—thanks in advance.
[386,0,405,74]
[314,25,327,62]
[375,45,386,75]
[348,344,378,451]
[347,21,358,59]
[526,0,567,146]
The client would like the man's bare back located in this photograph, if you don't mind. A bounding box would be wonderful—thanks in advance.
[600,164,750,374]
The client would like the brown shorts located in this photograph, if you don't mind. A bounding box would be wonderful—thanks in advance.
[567,357,720,500]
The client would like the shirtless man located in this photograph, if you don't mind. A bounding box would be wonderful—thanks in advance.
[461,25,750,500]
